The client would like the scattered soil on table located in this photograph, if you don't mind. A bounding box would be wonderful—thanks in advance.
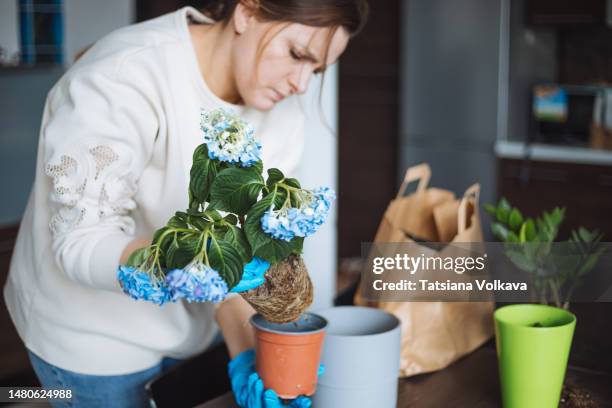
[560,383,596,408]
[241,254,313,323]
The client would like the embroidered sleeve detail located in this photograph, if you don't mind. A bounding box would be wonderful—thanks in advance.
[45,145,137,236]
[90,145,119,181]
[45,155,87,207]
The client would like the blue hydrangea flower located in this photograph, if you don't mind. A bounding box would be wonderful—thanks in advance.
[313,187,336,210]
[261,207,295,241]
[200,108,262,167]
[117,265,173,306]
[260,187,336,241]
[165,261,229,303]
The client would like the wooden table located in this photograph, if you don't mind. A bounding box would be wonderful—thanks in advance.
[198,346,612,408]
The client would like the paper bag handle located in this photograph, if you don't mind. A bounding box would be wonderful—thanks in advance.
[458,183,480,233]
[396,163,431,198]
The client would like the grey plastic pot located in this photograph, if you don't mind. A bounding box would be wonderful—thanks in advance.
[312,306,401,408]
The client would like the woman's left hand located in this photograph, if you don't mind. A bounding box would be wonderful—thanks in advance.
[230,257,270,293]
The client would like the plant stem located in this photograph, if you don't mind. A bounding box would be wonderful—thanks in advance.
[563,284,577,310]
[201,231,210,266]
[549,279,562,308]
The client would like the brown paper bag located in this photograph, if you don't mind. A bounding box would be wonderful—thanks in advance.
[355,163,494,377]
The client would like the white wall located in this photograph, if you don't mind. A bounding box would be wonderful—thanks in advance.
[296,65,339,310]
[63,0,134,64]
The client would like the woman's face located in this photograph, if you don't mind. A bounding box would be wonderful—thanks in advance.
[231,7,350,111]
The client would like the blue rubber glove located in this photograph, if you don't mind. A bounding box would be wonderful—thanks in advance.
[230,257,270,293]
[228,349,324,408]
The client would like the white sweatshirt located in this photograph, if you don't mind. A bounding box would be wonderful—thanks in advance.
[3,7,304,375]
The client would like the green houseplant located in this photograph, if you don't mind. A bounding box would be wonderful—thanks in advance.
[486,198,605,408]
[484,198,605,309]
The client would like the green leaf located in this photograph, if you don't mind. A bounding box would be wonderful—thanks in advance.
[244,191,301,264]
[223,214,239,226]
[570,229,583,251]
[187,215,210,231]
[126,247,148,268]
[167,215,188,229]
[292,236,305,254]
[251,160,264,174]
[519,218,536,243]
[577,247,607,277]
[498,197,511,212]
[552,207,566,225]
[208,239,244,289]
[221,225,251,263]
[505,248,537,273]
[201,209,221,222]
[152,227,174,253]
[284,178,301,189]
[491,222,509,241]
[189,144,218,206]
[173,211,189,222]
[483,204,497,216]
[210,167,265,215]
[542,208,565,234]
[536,211,560,243]
[266,168,285,189]
[577,250,601,277]
[496,207,510,225]
[578,227,594,243]
[536,217,549,241]
[166,233,201,270]
[508,208,524,232]
[507,231,519,243]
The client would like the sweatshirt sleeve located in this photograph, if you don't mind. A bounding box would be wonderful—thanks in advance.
[42,62,159,292]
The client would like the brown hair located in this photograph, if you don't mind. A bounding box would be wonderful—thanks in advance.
[201,0,369,37]
[201,0,368,125]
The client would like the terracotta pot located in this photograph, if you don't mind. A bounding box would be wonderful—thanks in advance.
[250,312,327,399]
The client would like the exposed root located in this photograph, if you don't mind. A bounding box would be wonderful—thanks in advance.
[241,254,313,323]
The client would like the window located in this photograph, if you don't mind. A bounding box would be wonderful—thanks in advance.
[19,0,64,65]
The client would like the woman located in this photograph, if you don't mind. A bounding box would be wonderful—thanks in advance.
[3,0,368,407]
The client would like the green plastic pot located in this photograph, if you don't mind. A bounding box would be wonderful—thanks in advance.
[494,304,576,408]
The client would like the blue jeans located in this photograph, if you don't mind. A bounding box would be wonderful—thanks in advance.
[27,350,182,408]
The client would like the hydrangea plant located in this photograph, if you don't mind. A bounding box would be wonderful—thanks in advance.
[117,108,335,306]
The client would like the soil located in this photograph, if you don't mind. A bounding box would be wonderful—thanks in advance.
[560,383,597,408]
[241,254,313,323]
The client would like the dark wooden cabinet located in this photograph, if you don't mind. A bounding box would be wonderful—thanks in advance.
[497,158,612,240]
[338,0,401,259]
[136,0,210,21]
[527,0,607,25]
